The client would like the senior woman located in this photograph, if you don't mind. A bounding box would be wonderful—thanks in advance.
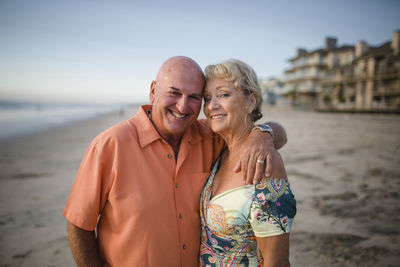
[199,59,296,267]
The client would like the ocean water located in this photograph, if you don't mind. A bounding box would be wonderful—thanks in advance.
[0,100,129,144]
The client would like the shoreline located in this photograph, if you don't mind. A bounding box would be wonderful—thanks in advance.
[0,105,399,266]
[0,105,140,149]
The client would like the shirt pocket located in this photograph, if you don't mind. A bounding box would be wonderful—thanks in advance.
[191,172,210,208]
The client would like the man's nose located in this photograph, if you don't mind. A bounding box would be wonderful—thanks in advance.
[176,96,189,113]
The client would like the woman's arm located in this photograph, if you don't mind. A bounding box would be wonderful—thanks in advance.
[256,234,291,267]
[251,152,293,267]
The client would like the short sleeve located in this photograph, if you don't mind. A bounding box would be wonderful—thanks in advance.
[63,138,114,230]
[249,178,296,237]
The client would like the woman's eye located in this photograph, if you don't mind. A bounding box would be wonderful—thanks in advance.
[219,93,230,98]
[204,97,211,103]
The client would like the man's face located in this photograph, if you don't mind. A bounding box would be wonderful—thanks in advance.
[150,63,204,143]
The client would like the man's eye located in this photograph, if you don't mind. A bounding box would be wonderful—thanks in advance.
[170,91,180,95]
[190,95,202,101]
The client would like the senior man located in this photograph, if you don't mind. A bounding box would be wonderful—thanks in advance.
[63,56,286,266]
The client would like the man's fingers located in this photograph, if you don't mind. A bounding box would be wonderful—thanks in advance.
[265,154,273,177]
[233,160,241,173]
[241,155,249,184]
[242,158,249,184]
[245,153,257,184]
[252,158,265,184]
[256,158,265,164]
[239,149,250,184]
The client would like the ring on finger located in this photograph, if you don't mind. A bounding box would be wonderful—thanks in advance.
[256,159,264,164]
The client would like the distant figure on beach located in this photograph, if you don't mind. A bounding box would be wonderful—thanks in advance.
[63,56,287,266]
[199,59,296,266]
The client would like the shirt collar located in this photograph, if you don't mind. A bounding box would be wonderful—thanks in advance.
[135,105,202,148]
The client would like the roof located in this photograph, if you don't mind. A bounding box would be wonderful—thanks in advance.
[357,42,391,59]
[289,45,354,62]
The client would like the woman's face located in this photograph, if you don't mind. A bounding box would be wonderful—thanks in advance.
[203,78,253,136]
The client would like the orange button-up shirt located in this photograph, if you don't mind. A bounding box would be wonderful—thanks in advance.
[63,105,223,266]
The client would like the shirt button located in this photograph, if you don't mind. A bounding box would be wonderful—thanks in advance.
[167,154,172,159]
[175,183,178,188]
[182,244,186,250]
[179,213,183,219]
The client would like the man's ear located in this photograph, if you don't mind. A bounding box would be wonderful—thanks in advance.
[149,81,156,103]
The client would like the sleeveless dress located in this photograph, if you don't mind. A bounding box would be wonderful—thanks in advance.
[199,157,296,266]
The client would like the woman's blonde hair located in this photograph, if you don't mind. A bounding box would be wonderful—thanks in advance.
[204,59,263,122]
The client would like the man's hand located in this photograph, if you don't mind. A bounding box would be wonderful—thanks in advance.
[267,121,288,150]
[233,122,287,185]
[233,130,276,184]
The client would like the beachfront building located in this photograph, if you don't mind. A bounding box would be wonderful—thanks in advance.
[282,38,354,108]
[281,30,400,112]
[318,44,357,109]
[319,30,400,112]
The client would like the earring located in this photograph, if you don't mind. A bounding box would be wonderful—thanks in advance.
[244,113,252,126]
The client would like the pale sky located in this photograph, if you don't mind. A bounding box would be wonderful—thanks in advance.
[0,0,399,104]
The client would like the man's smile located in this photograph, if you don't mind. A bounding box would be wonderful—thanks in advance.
[170,110,189,119]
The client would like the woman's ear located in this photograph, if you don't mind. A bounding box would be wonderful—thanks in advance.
[247,93,257,113]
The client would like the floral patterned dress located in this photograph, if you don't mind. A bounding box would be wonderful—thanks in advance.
[199,157,296,266]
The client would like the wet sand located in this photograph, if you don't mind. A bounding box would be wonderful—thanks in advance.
[0,105,399,266]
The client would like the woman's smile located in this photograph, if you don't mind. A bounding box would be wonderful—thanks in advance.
[210,114,226,119]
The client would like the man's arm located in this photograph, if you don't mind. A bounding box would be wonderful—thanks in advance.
[67,221,103,267]
[266,121,287,150]
[234,122,287,184]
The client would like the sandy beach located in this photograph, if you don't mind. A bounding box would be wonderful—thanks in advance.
[0,105,399,267]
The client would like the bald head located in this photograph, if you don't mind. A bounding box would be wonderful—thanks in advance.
[156,56,205,87]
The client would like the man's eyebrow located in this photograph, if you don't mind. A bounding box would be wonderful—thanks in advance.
[170,86,202,98]
[192,93,202,98]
